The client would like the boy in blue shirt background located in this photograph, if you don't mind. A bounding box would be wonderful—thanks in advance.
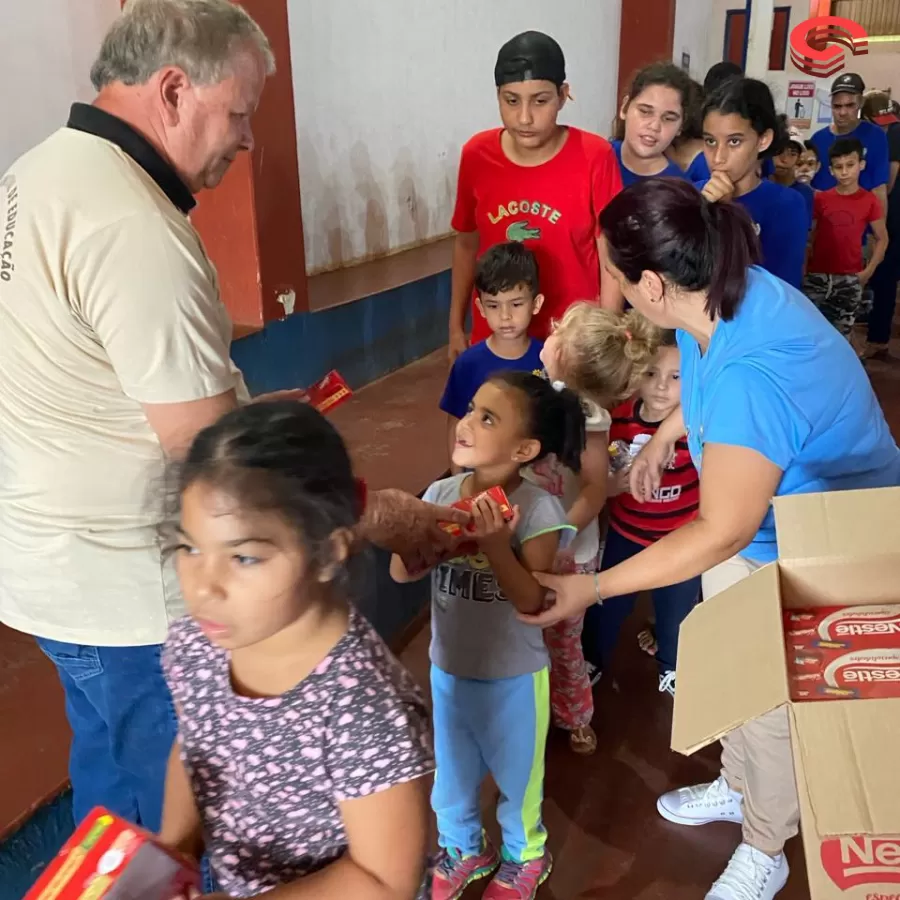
[440,242,545,469]
[770,132,815,225]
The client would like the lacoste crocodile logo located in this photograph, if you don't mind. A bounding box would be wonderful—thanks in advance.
[507,220,542,241]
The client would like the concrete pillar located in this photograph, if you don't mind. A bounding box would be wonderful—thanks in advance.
[744,0,775,78]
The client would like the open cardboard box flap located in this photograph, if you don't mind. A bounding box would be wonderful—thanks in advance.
[791,699,900,836]
[673,487,900,758]
[775,487,900,565]
[672,564,789,755]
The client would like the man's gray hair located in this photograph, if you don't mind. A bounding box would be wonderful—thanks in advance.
[90,0,275,91]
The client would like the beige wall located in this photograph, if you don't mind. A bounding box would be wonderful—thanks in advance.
[288,0,624,275]
[0,0,121,174]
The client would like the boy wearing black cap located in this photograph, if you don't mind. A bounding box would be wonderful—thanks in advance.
[448,31,622,362]
[809,73,890,213]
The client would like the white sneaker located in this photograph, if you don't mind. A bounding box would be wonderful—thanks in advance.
[657,775,744,826]
[706,843,789,899]
[658,670,676,696]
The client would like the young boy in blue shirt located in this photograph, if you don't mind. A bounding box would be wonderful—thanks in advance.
[770,134,815,225]
[440,242,545,468]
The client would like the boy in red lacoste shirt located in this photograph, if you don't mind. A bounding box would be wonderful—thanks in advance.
[447,31,623,360]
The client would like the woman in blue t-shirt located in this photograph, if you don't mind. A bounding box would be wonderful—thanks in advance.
[696,77,809,288]
[522,178,900,900]
[611,62,693,187]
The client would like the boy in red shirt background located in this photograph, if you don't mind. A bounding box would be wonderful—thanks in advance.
[447,30,622,360]
[803,136,889,338]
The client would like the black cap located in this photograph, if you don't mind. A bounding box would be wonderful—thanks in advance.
[495,31,566,88]
[830,73,865,96]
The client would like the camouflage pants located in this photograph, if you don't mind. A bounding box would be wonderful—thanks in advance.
[803,273,862,338]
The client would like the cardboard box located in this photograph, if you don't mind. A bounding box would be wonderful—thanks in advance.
[671,487,900,899]
[25,808,199,900]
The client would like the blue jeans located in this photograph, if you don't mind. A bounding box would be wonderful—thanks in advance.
[582,527,700,674]
[36,639,177,832]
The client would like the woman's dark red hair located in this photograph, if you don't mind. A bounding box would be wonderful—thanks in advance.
[599,178,761,321]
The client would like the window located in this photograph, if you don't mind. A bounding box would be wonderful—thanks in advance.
[769,7,791,69]
[722,5,792,70]
[724,9,748,67]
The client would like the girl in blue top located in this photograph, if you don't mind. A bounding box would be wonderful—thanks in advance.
[611,62,693,187]
[524,178,900,900]
[697,77,809,289]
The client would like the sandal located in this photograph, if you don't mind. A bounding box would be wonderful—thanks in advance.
[637,626,658,657]
[569,724,598,755]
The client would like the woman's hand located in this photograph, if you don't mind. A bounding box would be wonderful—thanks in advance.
[701,171,735,204]
[470,497,520,549]
[517,572,599,627]
[629,433,675,503]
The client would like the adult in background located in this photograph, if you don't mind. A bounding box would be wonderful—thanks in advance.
[861,91,900,360]
[522,178,900,900]
[810,73,890,212]
[0,0,464,832]
[447,30,623,360]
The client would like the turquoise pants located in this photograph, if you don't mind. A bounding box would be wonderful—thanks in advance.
[430,665,550,862]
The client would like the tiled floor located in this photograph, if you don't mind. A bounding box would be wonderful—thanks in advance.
[1,331,899,897]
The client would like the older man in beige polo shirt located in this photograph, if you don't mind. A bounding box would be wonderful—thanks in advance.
[0,0,461,833]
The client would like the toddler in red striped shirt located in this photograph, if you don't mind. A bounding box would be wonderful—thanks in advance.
[582,331,701,697]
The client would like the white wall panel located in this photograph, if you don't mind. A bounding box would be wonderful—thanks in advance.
[288,1,622,273]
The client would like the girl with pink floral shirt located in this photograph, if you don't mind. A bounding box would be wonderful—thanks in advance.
[158,401,434,899]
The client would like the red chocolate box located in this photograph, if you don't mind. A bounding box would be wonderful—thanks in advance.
[786,645,900,701]
[403,486,514,577]
[783,604,900,651]
[25,808,199,900]
[306,370,352,415]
